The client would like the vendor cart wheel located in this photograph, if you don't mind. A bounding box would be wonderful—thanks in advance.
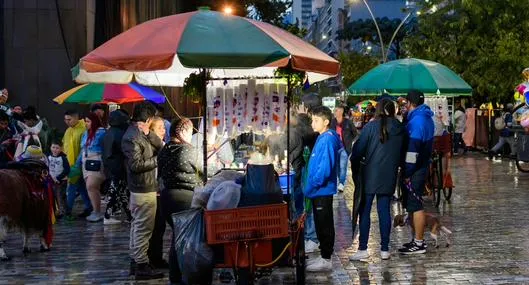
[516,159,529,173]
[235,268,253,285]
[443,187,452,201]
[295,238,306,285]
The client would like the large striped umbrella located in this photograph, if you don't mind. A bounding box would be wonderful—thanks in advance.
[53,83,166,104]
[73,7,339,86]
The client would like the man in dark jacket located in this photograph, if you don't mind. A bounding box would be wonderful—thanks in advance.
[103,109,131,224]
[399,90,434,255]
[122,102,164,280]
[331,105,358,191]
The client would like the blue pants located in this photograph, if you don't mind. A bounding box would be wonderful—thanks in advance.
[66,178,92,214]
[358,194,392,251]
[294,169,318,243]
[338,148,348,185]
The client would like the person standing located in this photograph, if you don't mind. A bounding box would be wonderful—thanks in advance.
[48,141,70,218]
[399,90,434,255]
[453,102,467,155]
[348,99,405,261]
[122,102,164,280]
[102,109,131,225]
[303,106,341,272]
[489,104,516,159]
[63,110,92,219]
[330,105,358,191]
[76,113,106,222]
[158,117,204,284]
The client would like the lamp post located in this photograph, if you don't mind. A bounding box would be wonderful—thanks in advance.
[350,0,385,62]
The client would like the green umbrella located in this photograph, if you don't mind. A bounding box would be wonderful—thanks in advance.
[348,58,472,96]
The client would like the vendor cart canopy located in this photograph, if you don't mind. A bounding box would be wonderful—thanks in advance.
[73,8,340,86]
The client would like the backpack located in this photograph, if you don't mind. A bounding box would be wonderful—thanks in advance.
[494,113,507,131]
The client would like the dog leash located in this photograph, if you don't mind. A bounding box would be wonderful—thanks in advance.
[405,180,423,203]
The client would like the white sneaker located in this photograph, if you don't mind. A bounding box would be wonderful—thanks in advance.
[305,240,320,253]
[349,250,369,261]
[380,251,390,260]
[305,257,332,272]
[86,212,104,222]
[337,183,345,192]
[104,217,121,225]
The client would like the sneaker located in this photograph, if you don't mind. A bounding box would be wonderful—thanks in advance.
[402,240,427,249]
[399,241,426,255]
[337,183,345,192]
[349,250,369,261]
[304,240,320,253]
[305,257,332,272]
[135,262,164,280]
[86,212,104,222]
[380,251,390,260]
[104,217,121,225]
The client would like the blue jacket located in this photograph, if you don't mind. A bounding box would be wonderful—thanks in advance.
[76,127,106,166]
[405,104,434,178]
[303,129,341,198]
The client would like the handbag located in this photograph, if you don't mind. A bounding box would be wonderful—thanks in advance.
[84,147,101,172]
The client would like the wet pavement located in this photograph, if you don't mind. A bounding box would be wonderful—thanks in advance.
[1,154,529,284]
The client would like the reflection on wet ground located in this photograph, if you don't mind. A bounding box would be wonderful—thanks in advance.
[1,154,529,284]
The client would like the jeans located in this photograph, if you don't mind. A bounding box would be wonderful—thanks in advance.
[338,148,348,185]
[129,192,157,264]
[491,136,516,155]
[295,168,318,243]
[312,196,335,259]
[65,178,92,215]
[358,194,392,251]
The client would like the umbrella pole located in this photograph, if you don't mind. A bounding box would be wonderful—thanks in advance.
[201,68,208,183]
[287,75,291,195]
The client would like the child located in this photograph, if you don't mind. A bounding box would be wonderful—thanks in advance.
[303,106,341,272]
[48,141,70,218]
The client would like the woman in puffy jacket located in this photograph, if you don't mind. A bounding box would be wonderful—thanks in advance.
[157,117,203,283]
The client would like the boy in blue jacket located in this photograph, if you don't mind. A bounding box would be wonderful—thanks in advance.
[303,106,341,271]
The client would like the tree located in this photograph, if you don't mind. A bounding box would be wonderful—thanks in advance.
[338,51,379,88]
[337,17,416,60]
[403,0,529,103]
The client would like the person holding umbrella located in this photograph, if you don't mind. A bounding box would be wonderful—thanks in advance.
[349,98,405,261]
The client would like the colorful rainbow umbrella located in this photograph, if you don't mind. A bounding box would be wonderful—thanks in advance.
[73,8,340,87]
[53,83,166,104]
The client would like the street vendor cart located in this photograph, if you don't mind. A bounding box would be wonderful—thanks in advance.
[73,7,339,285]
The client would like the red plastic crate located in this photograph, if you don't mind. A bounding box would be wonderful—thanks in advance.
[205,203,289,245]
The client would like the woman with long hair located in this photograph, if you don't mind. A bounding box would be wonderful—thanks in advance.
[77,112,106,222]
[157,117,203,283]
[349,98,405,261]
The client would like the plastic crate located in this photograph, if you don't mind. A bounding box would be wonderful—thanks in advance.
[205,203,289,245]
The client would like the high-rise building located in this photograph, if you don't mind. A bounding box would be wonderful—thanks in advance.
[293,0,324,29]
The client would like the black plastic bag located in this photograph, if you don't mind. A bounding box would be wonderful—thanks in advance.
[172,208,214,285]
[238,164,283,207]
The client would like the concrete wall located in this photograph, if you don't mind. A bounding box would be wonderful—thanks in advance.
[1,0,90,131]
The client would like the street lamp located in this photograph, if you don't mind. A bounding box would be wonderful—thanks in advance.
[223,6,233,15]
[349,0,385,61]
[384,2,417,62]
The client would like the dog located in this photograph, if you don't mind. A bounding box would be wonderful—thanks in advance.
[393,213,452,248]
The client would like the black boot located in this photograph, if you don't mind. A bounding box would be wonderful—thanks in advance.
[135,263,164,280]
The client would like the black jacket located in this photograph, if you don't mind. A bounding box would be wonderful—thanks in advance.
[351,118,405,195]
[121,123,163,193]
[331,118,358,154]
[103,110,129,179]
[158,141,202,191]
